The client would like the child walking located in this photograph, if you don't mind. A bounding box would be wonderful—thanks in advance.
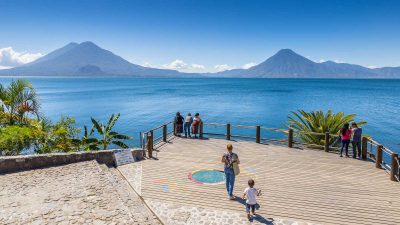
[242,179,261,220]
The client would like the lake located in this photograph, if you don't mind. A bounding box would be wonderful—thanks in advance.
[1,77,399,154]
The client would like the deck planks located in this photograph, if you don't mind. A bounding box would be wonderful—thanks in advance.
[139,137,400,225]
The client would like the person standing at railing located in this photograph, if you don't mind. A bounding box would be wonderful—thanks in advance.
[351,122,363,158]
[221,144,240,200]
[192,113,201,138]
[174,112,184,137]
[339,123,351,157]
[184,113,193,138]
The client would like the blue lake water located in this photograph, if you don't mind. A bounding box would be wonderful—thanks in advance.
[0,77,399,154]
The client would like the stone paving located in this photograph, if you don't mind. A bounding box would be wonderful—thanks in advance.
[118,162,142,195]
[0,160,160,225]
[146,200,317,225]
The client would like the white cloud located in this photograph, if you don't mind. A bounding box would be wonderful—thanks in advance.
[141,62,153,67]
[333,59,345,64]
[191,64,205,70]
[162,59,206,72]
[0,65,12,70]
[319,59,327,63]
[162,59,188,70]
[367,65,380,69]
[242,62,256,69]
[0,47,43,68]
[214,64,234,72]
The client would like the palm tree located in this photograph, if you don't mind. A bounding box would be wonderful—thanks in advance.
[91,113,132,150]
[71,125,99,151]
[287,110,366,146]
[0,79,39,125]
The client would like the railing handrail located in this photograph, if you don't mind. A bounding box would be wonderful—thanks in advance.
[141,120,398,182]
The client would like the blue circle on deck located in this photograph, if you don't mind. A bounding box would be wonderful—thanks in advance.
[189,169,225,185]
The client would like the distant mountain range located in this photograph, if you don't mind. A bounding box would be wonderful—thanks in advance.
[214,49,400,78]
[1,41,399,78]
[0,42,196,77]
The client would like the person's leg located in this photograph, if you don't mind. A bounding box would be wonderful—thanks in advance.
[345,140,350,156]
[340,140,344,157]
[357,141,362,157]
[352,141,357,158]
[184,123,188,137]
[228,172,235,197]
[251,204,256,215]
[224,169,230,195]
[246,204,251,219]
[188,125,191,137]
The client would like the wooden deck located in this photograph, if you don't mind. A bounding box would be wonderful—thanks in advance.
[138,137,400,225]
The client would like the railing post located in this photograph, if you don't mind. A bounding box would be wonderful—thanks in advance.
[361,137,368,160]
[324,132,330,152]
[147,130,153,158]
[226,123,231,140]
[390,153,398,181]
[256,125,260,144]
[139,131,143,149]
[163,124,167,142]
[376,145,383,169]
[199,122,203,139]
[288,129,293,148]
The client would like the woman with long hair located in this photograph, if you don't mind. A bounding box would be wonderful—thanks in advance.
[339,123,351,157]
[191,113,201,138]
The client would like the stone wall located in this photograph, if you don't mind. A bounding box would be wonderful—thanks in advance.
[0,149,145,174]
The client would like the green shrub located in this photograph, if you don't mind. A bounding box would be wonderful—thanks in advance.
[0,125,41,155]
[287,110,366,146]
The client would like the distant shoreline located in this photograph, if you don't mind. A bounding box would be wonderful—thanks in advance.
[1,75,400,80]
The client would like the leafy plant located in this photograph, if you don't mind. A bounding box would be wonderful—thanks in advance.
[287,110,366,146]
[0,125,42,156]
[71,125,99,151]
[90,113,132,150]
[0,80,39,125]
[34,116,81,153]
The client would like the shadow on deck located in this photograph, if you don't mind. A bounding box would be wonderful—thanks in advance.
[120,137,400,225]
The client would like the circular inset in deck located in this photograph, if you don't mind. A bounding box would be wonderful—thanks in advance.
[188,169,225,185]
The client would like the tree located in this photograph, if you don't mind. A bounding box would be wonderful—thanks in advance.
[34,116,81,153]
[287,110,367,146]
[0,80,39,125]
[71,125,99,151]
[91,113,132,150]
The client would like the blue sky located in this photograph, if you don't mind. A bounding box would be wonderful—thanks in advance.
[1,0,399,72]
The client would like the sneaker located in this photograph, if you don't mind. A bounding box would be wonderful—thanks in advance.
[229,195,235,200]
[340,155,343,157]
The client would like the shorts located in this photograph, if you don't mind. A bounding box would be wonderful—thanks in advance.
[246,203,256,213]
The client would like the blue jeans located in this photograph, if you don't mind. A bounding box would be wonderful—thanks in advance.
[184,122,191,137]
[341,140,350,156]
[352,140,361,158]
[224,168,235,196]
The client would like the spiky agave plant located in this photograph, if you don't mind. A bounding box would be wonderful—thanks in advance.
[287,110,366,146]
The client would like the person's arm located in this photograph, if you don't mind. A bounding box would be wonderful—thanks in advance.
[221,155,226,163]
[243,189,247,199]
[234,155,240,164]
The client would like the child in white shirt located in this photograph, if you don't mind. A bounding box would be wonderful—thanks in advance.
[242,179,261,219]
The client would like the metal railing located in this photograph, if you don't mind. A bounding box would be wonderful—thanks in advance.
[141,121,399,182]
